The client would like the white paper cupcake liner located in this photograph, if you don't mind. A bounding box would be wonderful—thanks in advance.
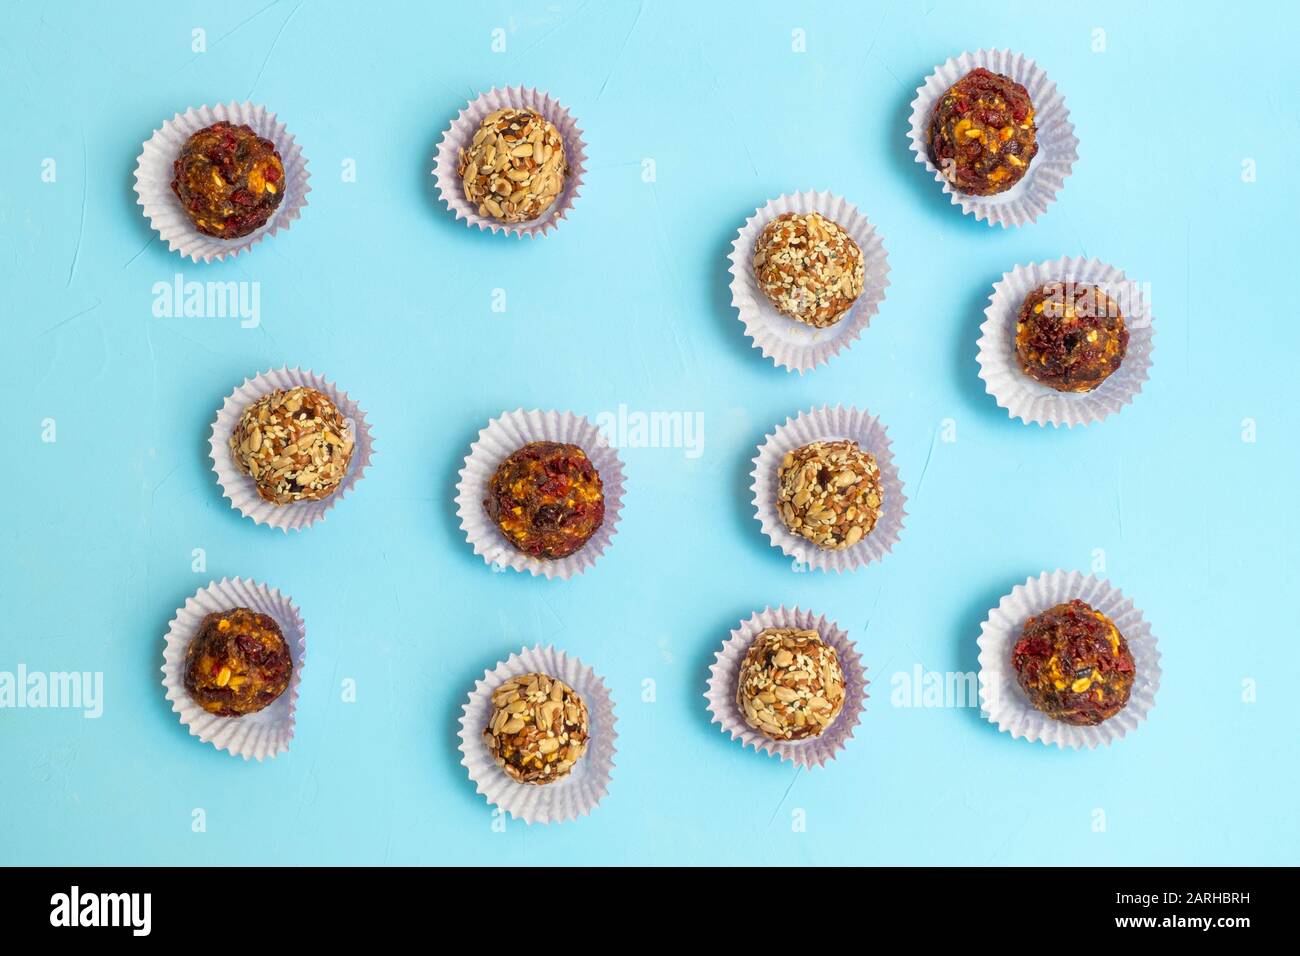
[705,607,868,769]
[455,409,625,579]
[134,101,310,262]
[728,191,890,373]
[977,570,1160,749]
[459,645,617,824]
[908,50,1077,228]
[160,577,305,761]
[977,256,1155,427]
[209,367,375,532]
[751,405,906,573]
[432,86,587,239]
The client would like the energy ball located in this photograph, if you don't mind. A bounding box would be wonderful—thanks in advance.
[485,441,604,560]
[1016,282,1129,392]
[458,108,567,223]
[183,608,292,717]
[171,121,285,239]
[777,440,882,550]
[737,628,846,740]
[484,672,589,785]
[928,68,1038,196]
[1012,599,1136,726]
[753,212,865,328]
[229,386,355,505]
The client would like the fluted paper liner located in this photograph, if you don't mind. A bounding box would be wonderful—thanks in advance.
[459,645,617,824]
[977,256,1155,427]
[728,191,890,372]
[751,405,906,573]
[433,86,587,238]
[210,367,375,532]
[977,571,1160,749]
[456,409,625,579]
[161,577,305,760]
[706,607,867,768]
[908,50,1077,228]
[134,101,310,262]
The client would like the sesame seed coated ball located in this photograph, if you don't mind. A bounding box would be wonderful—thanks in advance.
[752,212,865,328]
[737,628,846,740]
[484,672,589,784]
[458,108,567,223]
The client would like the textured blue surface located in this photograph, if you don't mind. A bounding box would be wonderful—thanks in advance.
[2,0,1297,866]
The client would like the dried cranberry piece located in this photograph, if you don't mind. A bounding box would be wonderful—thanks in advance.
[533,503,565,529]
[538,476,569,497]
[236,634,269,665]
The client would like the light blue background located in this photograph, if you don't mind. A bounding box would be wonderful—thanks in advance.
[2,0,1297,866]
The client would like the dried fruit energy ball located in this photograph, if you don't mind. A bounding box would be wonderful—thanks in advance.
[229,387,355,505]
[753,212,865,328]
[928,68,1038,196]
[737,628,846,740]
[171,121,285,239]
[458,108,567,223]
[485,672,589,785]
[1016,282,1129,392]
[777,440,883,550]
[485,441,604,560]
[183,608,292,717]
[1012,600,1136,726]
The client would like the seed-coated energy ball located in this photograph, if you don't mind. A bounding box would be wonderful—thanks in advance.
[737,627,846,740]
[752,212,865,328]
[776,440,883,550]
[229,387,355,505]
[484,672,589,784]
[458,108,567,223]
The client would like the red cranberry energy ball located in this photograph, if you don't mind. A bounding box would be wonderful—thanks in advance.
[183,608,292,717]
[752,212,865,328]
[1012,599,1136,726]
[170,121,285,239]
[737,627,846,740]
[928,68,1038,196]
[1016,282,1128,392]
[485,441,605,560]
[457,108,567,223]
[777,440,883,550]
[484,672,589,785]
[229,387,355,505]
